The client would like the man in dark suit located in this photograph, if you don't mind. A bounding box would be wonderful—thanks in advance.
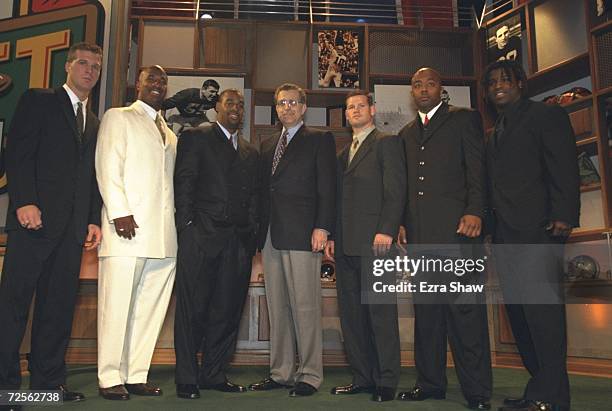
[0,42,103,403]
[397,68,492,410]
[248,83,336,397]
[173,89,259,399]
[484,60,579,411]
[325,90,405,402]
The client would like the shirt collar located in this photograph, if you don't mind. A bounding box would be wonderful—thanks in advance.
[282,121,304,142]
[352,124,375,144]
[136,99,160,120]
[418,100,443,124]
[216,121,238,140]
[62,84,88,110]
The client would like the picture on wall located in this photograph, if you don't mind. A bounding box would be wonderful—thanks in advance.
[317,29,360,88]
[162,75,245,136]
[373,85,472,135]
[486,12,524,64]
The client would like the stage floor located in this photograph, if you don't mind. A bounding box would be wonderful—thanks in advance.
[18,365,611,410]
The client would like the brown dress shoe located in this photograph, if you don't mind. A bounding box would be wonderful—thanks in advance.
[99,385,130,400]
[125,382,163,396]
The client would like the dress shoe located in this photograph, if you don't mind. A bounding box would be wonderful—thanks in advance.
[289,382,317,397]
[56,384,85,402]
[397,386,445,401]
[176,384,200,399]
[372,386,395,402]
[248,377,289,391]
[503,397,529,408]
[467,398,491,410]
[99,385,130,400]
[125,382,162,396]
[200,380,246,393]
[330,383,374,395]
[498,400,564,411]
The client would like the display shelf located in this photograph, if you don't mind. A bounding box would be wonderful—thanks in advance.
[581,182,602,193]
[576,136,598,146]
[526,53,590,97]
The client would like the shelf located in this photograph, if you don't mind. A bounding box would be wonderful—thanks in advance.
[580,183,602,193]
[568,227,612,243]
[527,53,590,97]
[560,95,594,109]
[596,85,612,97]
[590,19,612,34]
[576,136,598,146]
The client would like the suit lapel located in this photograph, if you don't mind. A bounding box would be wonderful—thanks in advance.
[272,125,307,176]
[345,129,376,174]
[56,87,81,142]
[419,103,451,145]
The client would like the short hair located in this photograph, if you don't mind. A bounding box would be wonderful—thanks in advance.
[218,88,244,102]
[274,83,306,105]
[202,79,220,90]
[138,65,167,79]
[66,42,102,62]
[482,59,528,99]
[346,90,373,106]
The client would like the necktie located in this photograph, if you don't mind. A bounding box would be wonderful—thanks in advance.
[348,137,360,164]
[76,102,84,143]
[155,113,166,144]
[271,130,289,175]
[423,114,429,127]
[230,134,237,150]
[493,114,505,147]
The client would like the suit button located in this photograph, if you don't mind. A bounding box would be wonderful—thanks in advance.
[418,191,424,196]
[270,188,275,192]
[418,176,424,181]
[242,186,247,190]
[420,146,425,151]
[419,161,425,166]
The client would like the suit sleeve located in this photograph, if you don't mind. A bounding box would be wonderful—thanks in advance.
[461,110,486,218]
[376,134,407,237]
[541,105,580,226]
[173,130,201,231]
[6,89,43,209]
[88,170,103,226]
[95,109,132,221]
[398,125,410,226]
[315,131,337,234]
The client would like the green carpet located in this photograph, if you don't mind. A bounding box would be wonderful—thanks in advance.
[20,366,611,410]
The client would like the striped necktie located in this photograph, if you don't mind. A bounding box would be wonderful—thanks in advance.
[271,130,289,175]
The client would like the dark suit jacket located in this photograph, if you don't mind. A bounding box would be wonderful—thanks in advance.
[174,123,259,256]
[5,87,101,244]
[258,124,336,251]
[335,128,406,256]
[486,98,580,231]
[400,103,486,244]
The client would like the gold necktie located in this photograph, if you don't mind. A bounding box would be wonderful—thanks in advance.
[348,137,360,163]
[155,113,166,144]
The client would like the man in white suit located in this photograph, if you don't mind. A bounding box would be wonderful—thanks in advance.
[95,65,177,400]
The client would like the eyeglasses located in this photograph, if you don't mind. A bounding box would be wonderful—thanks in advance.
[276,99,302,108]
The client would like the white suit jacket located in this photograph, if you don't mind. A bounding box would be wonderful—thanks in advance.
[95,100,178,258]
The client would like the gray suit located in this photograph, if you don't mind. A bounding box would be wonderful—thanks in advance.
[334,128,405,389]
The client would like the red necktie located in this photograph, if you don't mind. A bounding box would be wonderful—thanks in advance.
[423,115,429,127]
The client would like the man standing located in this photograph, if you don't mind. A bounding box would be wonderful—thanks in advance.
[173,89,259,399]
[0,42,103,403]
[248,83,336,397]
[484,60,579,411]
[397,68,492,410]
[325,90,405,402]
[95,65,177,400]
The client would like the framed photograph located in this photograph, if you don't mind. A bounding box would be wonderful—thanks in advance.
[373,85,472,135]
[486,12,525,65]
[316,29,360,89]
[162,75,245,136]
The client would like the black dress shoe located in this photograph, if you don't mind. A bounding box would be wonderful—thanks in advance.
[498,400,564,411]
[56,384,85,402]
[397,386,445,401]
[125,382,163,396]
[99,385,130,400]
[330,383,374,395]
[289,382,317,397]
[467,398,491,410]
[372,386,395,402]
[248,377,288,391]
[176,384,200,399]
[200,380,247,393]
[503,397,529,407]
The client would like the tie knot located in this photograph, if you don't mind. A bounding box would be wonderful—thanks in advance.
[352,138,359,149]
[423,115,429,126]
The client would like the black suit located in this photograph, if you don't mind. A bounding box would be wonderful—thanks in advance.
[400,103,492,401]
[334,128,405,389]
[173,123,259,385]
[0,87,101,389]
[487,99,580,409]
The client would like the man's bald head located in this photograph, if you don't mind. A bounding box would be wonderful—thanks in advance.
[410,67,443,113]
